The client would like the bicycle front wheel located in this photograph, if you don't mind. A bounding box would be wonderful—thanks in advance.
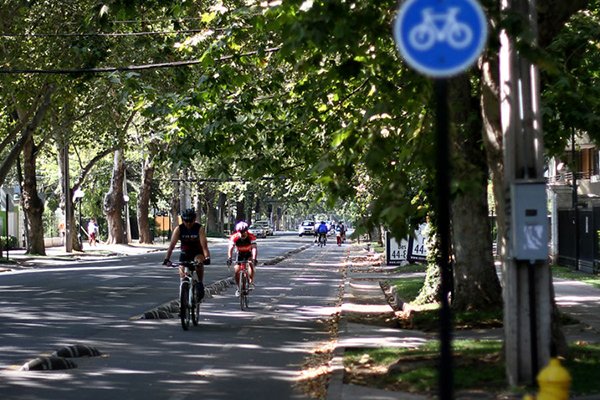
[240,272,249,311]
[180,281,191,330]
[191,285,200,326]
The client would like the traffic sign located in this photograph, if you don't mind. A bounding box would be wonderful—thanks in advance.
[393,0,488,77]
[386,232,409,265]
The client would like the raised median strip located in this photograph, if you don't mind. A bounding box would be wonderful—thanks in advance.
[20,356,78,371]
[20,344,102,371]
[135,276,235,320]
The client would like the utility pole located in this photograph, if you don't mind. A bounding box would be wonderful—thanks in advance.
[500,0,551,386]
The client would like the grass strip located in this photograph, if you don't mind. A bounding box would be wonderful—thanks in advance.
[344,341,600,395]
[552,265,600,289]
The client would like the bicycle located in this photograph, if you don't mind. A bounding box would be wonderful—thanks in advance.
[317,233,327,247]
[165,260,203,330]
[229,257,251,311]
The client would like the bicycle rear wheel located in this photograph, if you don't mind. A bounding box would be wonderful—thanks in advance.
[180,281,191,330]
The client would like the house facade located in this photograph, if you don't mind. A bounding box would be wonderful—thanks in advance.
[0,185,22,243]
[547,134,600,273]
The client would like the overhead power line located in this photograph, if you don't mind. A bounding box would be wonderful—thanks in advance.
[0,29,207,38]
[111,16,206,24]
[0,47,280,75]
[171,176,285,182]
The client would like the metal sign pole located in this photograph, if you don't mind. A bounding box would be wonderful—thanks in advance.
[435,79,453,400]
[393,1,488,396]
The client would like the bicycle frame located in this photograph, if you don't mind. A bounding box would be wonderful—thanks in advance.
[180,265,197,304]
[166,261,202,330]
[318,233,327,246]
[235,257,251,310]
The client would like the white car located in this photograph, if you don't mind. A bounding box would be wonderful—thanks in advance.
[298,220,315,237]
[249,224,267,238]
[254,220,274,236]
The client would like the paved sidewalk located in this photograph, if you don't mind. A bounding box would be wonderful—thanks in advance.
[327,244,600,400]
[0,237,232,271]
[0,242,165,270]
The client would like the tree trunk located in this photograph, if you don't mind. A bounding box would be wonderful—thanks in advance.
[104,149,126,244]
[169,181,180,236]
[415,226,443,305]
[236,200,246,223]
[449,75,502,311]
[0,85,54,188]
[69,197,83,251]
[137,156,154,244]
[22,135,46,255]
[204,188,219,233]
[218,192,226,233]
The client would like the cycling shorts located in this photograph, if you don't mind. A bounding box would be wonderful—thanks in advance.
[236,251,253,262]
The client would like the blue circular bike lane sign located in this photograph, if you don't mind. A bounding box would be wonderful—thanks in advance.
[393,0,488,77]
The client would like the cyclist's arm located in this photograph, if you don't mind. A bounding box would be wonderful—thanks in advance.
[251,243,258,260]
[227,238,235,260]
[165,226,181,261]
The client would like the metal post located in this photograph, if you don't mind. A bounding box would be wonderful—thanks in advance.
[123,169,131,244]
[435,79,453,400]
[572,130,579,270]
[5,193,9,259]
[78,199,82,248]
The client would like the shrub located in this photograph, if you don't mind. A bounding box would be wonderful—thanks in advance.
[0,235,19,250]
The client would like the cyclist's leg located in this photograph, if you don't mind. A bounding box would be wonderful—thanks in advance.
[193,255,205,281]
[234,263,241,286]
[192,263,205,301]
[248,261,255,284]
[179,253,193,278]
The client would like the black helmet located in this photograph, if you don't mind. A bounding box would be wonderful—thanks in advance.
[181,208,196,222]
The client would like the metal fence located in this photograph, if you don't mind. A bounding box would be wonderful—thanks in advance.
[557,208,599,273]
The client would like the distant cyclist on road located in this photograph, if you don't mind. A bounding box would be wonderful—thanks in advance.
[337,221,347,243]
[227,221,258,296]
[163,208,211,300]
[316,221,329,245]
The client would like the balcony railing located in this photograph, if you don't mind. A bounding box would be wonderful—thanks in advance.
[547,171,596,184]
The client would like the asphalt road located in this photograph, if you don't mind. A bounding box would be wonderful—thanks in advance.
[0,233,346,400]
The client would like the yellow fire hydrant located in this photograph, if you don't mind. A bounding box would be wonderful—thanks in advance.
[536,357,571,400]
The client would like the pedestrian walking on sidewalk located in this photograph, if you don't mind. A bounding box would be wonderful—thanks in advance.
[87,218,99,246]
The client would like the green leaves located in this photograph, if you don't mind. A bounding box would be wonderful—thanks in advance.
[541,2,600,154]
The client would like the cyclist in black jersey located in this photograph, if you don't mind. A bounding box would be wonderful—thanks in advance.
[164,208,211,299]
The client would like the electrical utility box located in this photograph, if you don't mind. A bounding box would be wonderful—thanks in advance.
[511,182,549,263]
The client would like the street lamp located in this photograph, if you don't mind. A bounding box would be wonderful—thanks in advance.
[73,189,85,247]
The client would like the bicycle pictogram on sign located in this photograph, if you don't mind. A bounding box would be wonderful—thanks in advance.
[409,7,473,51]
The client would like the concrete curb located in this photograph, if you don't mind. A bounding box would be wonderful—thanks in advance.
[326,277,350,400]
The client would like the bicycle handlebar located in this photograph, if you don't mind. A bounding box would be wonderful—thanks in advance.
[163,260,202,268]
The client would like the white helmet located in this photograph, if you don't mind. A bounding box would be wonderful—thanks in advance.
[235,221,249,232]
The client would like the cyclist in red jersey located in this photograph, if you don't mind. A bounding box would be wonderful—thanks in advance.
[227,221,258,295]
